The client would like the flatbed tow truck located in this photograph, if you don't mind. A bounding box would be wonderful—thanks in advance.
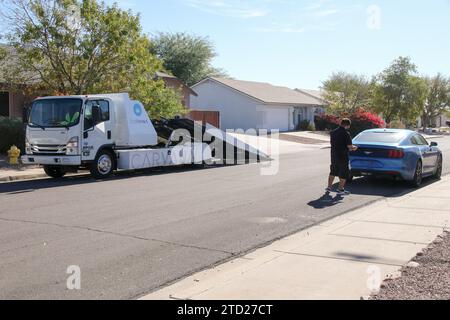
[22,93,267,179]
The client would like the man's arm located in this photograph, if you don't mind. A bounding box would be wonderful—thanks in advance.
[348,145,358,152]
[346,132,358,152]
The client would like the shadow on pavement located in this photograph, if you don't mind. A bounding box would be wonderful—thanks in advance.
[308,175,443,210]
[334,251,379,262]
[0,164,226,195]
[346,175,440,197]
[345,177,413,197]
[308,192,344,209]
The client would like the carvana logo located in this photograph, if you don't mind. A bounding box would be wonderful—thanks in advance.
[133,103,143,117]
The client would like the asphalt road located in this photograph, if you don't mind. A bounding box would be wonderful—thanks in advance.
[1,136,449,300]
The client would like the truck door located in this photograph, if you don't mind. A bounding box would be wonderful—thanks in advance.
[82,100,112,161]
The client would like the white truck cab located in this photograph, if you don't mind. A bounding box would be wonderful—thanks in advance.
[22,93,212,179]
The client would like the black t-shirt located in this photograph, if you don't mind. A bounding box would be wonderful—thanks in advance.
[331,126,353,161]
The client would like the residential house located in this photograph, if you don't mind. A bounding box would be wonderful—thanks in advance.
[155,71,222,126]
[190,77,328,132]
[0,86,30,120]
[0,44,36,121]
[155,71,197,108]
[295,88,328,115]
[437,114,450,127]
[417,112,450,129]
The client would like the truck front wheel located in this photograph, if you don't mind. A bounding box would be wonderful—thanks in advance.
[43,166,66,179]
[90,150,115,179]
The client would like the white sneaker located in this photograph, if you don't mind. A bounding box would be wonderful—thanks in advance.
[337,189,351,196]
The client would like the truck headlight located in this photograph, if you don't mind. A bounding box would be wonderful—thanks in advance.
[66,137,79,155]
[25,137,32,155]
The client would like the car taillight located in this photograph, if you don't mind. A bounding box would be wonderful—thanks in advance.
[388,150,405,159]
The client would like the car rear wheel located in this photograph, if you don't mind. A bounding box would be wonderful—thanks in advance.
[434,155,443,180]
[411,160,423,188]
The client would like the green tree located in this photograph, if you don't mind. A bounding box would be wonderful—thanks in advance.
[322,72,372,114]
[0,0,185,118]
[421,73,450,129]
[0,46,6,60]
[150,32,226,86]
[371,57,428,125]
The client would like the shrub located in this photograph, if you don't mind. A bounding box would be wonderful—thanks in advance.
[314,114,340,131]
[298,120,316,131]
[315,109,385,136]
[0,117,25,154]
[388,120,406,129]
[349,108,386,136]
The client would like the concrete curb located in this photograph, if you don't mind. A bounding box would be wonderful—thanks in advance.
[0,173,48,183]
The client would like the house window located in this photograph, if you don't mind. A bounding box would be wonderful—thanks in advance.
[0,91,9,117]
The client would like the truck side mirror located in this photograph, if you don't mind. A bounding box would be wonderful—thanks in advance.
[92,105,101,125]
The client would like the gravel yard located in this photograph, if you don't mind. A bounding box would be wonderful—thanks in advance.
[372,231,450,300]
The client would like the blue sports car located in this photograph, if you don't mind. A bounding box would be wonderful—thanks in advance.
[349,129,443,187]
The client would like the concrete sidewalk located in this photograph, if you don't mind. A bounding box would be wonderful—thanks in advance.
[142,176,450,300]
[283,131,330,143]
[0,155,46,182]
[0,167,47,182]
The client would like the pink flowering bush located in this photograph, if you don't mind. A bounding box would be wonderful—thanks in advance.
[315,108,385,136]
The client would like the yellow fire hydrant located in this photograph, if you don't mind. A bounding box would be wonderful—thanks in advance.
[7,145,21,165]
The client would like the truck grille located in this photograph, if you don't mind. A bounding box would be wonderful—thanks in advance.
[31,144,67,155]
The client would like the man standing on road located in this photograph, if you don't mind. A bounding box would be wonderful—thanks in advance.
[326,119,358,195]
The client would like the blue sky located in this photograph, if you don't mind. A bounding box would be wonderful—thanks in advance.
[106,1,449,89]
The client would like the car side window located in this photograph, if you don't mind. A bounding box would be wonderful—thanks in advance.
[417,135,429,146]
[412,135,428,146]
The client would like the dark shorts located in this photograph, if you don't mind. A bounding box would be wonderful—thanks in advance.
[330,157,350,180]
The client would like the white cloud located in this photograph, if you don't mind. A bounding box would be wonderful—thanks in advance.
[253,24,305,33]
[298,0,342,18]
[183,0,271,18]
[315,8,340,17]
[182,0,363,33]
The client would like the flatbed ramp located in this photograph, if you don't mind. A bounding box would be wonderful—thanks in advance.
[153,118,270,165]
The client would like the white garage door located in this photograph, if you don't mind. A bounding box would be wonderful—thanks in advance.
[264,107,290,132]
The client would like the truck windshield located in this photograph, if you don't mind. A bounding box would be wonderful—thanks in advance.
[29,99,82,128]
